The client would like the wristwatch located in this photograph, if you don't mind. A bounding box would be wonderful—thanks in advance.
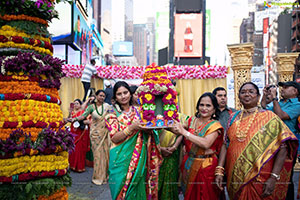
[272,97,278,102]
[270,173,280,180]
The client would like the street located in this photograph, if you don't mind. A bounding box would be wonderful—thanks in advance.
[67,167,299,200]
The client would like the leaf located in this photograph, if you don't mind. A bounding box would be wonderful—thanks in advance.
[25,183,32,194]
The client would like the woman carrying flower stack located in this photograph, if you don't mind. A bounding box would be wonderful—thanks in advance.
[71,90,113,185]
[171,92,224,200]
[215,82,298,200]
[106,81,162,200]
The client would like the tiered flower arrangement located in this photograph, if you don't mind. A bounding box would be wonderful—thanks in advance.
[0,0,74,199]
[136,63,179,128]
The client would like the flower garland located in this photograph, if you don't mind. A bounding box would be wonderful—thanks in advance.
[0,169,67,183]
[0,174,72,200]
[62,64,228,79]
[0,0,72,22]
[37,186,68,200]
[0,128,74,158]
[0,80,60,98]
[0,41,53,55]
[0,25,51,43]
[0,52,64,89]
[0,35,53,51]
[0,99,63,127]
[0,92,61,105]
[0,14,48,25]
[0,127,42,140]
[0,151,69,177]
[3,20,50,38]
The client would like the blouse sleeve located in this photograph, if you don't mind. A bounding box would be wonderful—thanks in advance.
[105,112,119,138]
[81,104,95,118]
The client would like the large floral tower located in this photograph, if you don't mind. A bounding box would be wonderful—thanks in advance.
[137,63,179,128]
[0,0,74,199]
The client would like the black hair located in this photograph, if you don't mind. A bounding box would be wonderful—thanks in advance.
[171,79,177,86]
[74,99,82,105]
[195,92,220,120]
[130,85,138,94]
[90,59,96,65]
[238,82,260,96]
[113,81,133,110]
[212,87,226,95]
[95,89,106,96]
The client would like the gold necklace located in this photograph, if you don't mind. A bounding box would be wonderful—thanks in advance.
[244,106,258,113]
[235,108,258,142]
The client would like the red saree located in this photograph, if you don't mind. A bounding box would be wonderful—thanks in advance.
[69,110,90,172]
[181,117,224,200]
[226,110,298,200]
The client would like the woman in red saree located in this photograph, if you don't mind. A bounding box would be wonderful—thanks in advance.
[172,92,224,200]
[216,82,298,200]
[69,99,90,172]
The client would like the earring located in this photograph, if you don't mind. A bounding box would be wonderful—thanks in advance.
[213,113,216,118]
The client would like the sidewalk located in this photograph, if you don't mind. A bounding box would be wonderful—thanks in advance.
[67,167,111,200]
[67,166,299,200]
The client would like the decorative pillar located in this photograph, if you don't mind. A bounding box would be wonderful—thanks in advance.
[274,52,299,82]
[227,43,254,109]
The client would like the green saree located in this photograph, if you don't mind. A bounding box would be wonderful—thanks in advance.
[106,106,162,200]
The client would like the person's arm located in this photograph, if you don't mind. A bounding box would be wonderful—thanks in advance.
[111,120,142,144]
[167,135,183,153]
[272,100,290,120]
[181,129,218,149]
[81,96,95,110]
[169,120,219,149]
[262,145,287,197]
[215,143,227,190]
[269,87,290,120]
[261,86,269,109]
[72,105,94,122]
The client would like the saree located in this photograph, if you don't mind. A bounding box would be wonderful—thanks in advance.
[69,110,89,172]
[106,106,162,200]
[226,110,299,200]
[81,103,113,185]
[181,117,224,200]
[158,113,189,200]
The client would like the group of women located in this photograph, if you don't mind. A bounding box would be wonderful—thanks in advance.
[69,81,298,200]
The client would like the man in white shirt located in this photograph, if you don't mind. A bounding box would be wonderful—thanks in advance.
[81,58,97,101]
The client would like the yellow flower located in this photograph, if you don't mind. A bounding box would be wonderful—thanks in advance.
[167,110,174,117]
[166,94,172,100]
[145,94,153,101]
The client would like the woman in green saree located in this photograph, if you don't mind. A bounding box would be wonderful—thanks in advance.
[106,81,162,200]
[158,113,188,200]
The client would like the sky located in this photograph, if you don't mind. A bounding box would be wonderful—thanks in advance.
[133,0,156,24]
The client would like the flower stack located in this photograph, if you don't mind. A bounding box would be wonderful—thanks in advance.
[137,63,179,128]
[0,1,74,199]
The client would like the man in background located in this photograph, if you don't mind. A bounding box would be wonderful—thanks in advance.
[104,80,113,105]
[261,81,300,200]
[212,87,236,129]
[81,58,97,102]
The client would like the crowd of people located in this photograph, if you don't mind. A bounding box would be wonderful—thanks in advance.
[66,74,300,200]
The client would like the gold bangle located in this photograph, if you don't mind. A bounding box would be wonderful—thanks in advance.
[216,166,225,170]
[123,127,131,137]
[215,172,224,176]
